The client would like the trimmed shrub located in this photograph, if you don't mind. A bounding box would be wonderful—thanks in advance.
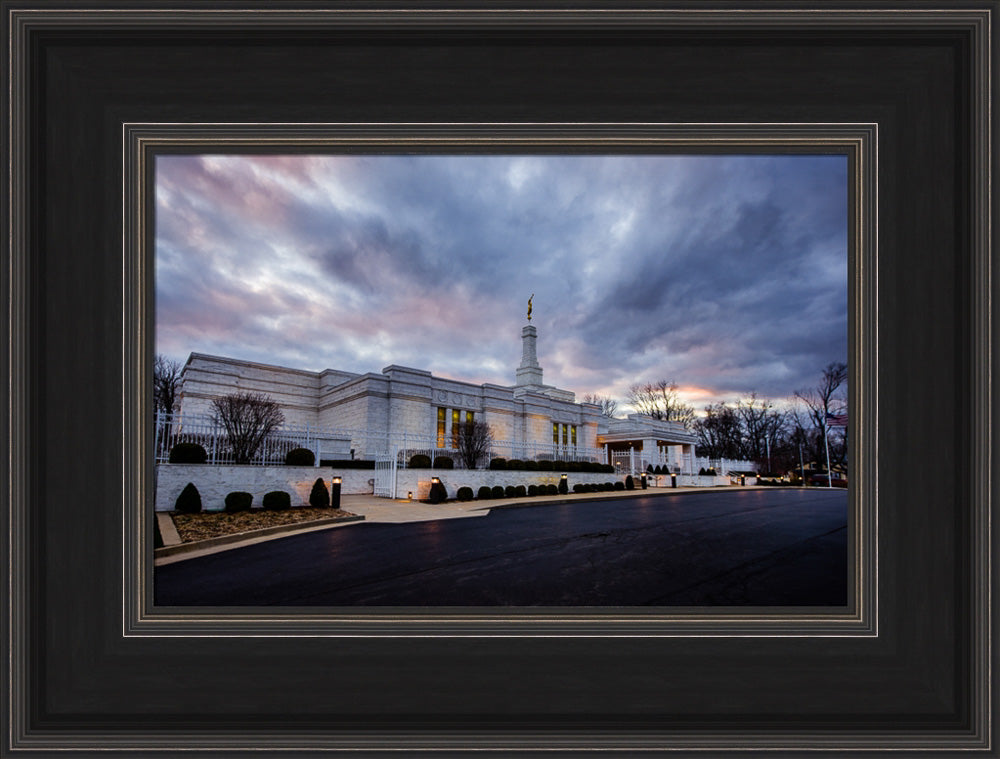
[625,475,635,490]
[491,485,505,499]
[527,484,539,496]
[169,443,207,464]
[646,464,654,473]
[309,478,330,508]
[546,484,558,495]
[706,467,717,476]
[699,467,707,476]
[262,490,291,511]
[522,460,538,471]
[489,457,507,470]
[456,486,474,502]
[433,456,454,470]
[224,491,253,513]
[614,481,626,491]
[506,459,524,470]
[572,483,584,493]
[558,477,568,495]
[654,465,663,474]
[319,459,376,469]
[604,482,615,491]
[604,464,615,473]
[285,447,315,466]
[504,485,517,498]
[589,483,600,492]
[409,454,431,469]
[428,479,448,504]
[536,459,553,471]
[566,461,581,472]
[477,486,492,500]
[514,485,527,498]
[553,460,567,471]
[174,482,202,513]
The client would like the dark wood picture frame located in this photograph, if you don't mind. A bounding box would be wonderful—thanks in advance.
[4,3,994,755]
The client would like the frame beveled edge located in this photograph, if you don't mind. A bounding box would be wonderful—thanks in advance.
[122,122,876,640]
[5,4,991,754]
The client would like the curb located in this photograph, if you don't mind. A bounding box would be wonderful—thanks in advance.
[480,485,750,512]
[154,514,366,559]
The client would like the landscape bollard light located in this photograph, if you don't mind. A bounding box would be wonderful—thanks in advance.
[740,474,746,486]
[559,473,568,495]
[640,474,647,489]
[407,491,413,502]
[331,476,342,510]
[671,472,677,489]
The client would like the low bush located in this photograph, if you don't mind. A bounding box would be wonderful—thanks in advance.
[224,491,253,513]
[553,461,567,471]
[506,459,524,470]
[614,481,626,491]
[456,486,474,502]
[522,460,538,471]
[654,465,663,474]
[175,482,202,513]
[477,486,492,500]
[528,484,539,496]
[428,479,448,504]
[409,454,432,468]
[433,456,454,470]
[169,443,207,464]
[536,459,553,471]
[491,485,505,499]
[514,485,527,498]
[646,464,654,473]
[699,467,707,476]
[572,483,583,493]
[604,482,615,491]
[285,447,315,466]
[566,461,581,472]
[319,459,376,469]
[309,477,330,508]
[546,484,558,495]
[706,467,717,476]
[262,490,291,511]
[504,485,517,498]
[489,458,507,470]
[625,475,635,490]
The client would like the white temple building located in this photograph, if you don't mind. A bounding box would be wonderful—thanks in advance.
[172,319,699,470]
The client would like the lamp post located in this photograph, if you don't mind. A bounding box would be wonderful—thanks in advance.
[331,476,342,510]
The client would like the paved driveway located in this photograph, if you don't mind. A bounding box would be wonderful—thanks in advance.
[154,488,848,607]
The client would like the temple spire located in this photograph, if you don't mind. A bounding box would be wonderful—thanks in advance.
[516,297,543,387]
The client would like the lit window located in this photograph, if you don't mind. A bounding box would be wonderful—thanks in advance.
[562,424,568,446]
[467,410,474,425]
[437,408,446,448]
[571,425,577,446]
[553,423,559,444]
[452,409,460,448]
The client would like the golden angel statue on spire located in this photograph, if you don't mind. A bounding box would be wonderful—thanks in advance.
[527,293,534,322]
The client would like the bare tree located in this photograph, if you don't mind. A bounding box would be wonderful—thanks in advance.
[795,361,848,470]
[456,419,493,469]
[153,355,183,415]
[210,392,285,464]
[581,393,619,418]
[627,380,695,429]
[694,402,742,459]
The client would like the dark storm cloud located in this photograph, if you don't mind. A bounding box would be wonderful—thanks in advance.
[156,153,847,408]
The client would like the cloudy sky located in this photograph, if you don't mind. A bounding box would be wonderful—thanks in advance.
[155,153,847,412]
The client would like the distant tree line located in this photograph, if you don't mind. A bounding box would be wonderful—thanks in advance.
[692,362,848,474]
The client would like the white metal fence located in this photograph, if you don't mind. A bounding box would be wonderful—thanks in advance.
[155,412,606,469]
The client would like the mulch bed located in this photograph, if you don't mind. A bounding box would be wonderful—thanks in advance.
[170,507,357,543]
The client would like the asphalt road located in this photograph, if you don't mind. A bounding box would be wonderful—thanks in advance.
[154,488,848,607]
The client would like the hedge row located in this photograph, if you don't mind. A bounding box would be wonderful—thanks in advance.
[172,482,337,514]
[489,458,613,473]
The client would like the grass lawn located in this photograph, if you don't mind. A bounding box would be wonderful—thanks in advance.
[170,507,357,543]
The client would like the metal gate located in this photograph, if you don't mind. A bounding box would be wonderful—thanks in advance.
[373,448,398,498]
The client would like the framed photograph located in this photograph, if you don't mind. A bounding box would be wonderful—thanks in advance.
[5,3,994,755]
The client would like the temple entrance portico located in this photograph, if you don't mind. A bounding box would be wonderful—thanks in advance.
[596,414,699,474]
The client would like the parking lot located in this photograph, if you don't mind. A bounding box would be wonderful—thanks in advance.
[154,488,848,607]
